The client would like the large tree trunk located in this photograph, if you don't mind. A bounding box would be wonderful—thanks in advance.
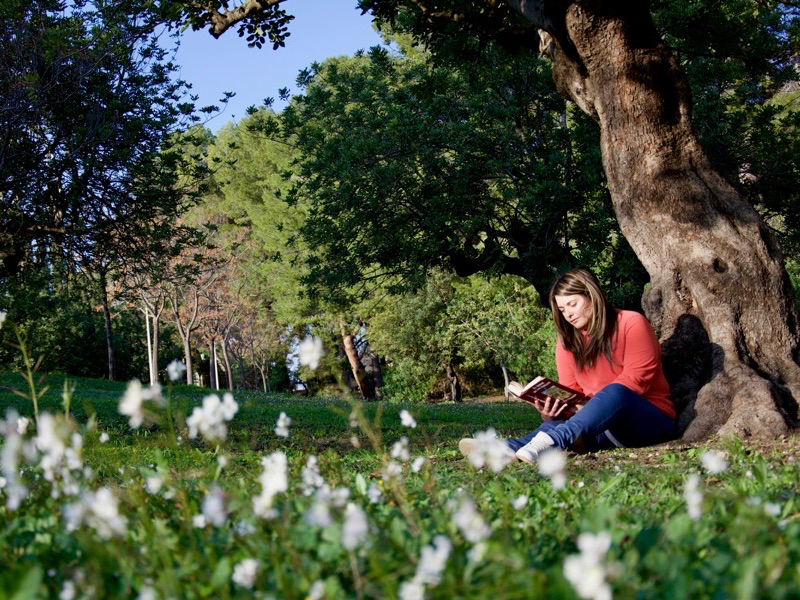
[340,322,376,400]
[99,272,115,381]
[508,0,800,439]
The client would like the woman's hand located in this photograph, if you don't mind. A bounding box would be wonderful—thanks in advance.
[533,397,570,421]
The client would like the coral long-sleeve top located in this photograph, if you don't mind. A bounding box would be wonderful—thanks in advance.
[556,310,675,419]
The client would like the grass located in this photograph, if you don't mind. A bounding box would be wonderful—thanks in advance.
[1,372,799,599]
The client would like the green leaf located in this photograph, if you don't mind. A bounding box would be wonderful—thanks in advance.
[355,473,367,496]
[210,557,232,589]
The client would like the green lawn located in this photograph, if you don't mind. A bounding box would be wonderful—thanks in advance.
[1,373,799,599]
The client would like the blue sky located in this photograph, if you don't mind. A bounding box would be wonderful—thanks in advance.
[174,1,387,131]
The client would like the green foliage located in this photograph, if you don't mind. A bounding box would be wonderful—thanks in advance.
[652,0,800,258]
[1,375,799,598]
[0,0,208,278]
[278,42,620,302]
[0,265,167,381]
[369,271,555,402]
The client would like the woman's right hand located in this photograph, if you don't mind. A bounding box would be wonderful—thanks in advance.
[533,397,570,421]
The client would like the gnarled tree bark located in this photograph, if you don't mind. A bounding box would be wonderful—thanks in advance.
[507,0,800,439]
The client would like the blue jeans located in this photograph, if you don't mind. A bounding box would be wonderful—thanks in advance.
[506,383,677,452]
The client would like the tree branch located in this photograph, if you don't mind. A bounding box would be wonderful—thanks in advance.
[186,0,289,38]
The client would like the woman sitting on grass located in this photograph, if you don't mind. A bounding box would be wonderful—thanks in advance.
[460,268,678,464]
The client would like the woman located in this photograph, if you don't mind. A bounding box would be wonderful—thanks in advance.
[460,268,677,464]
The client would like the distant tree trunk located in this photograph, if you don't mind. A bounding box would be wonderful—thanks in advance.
[372,354,384,399]
[257,365,268,393]
[340,321,375,400]
[501,363,510,402]
[99,272,115,380]
[445,363,463,403]
[507,0,800,439]
[144,305,154,384]
[169,291,200,386]
[221,336,233,390]
[237,355,247,389]
[150,309,160,384]
[209,341,218,390]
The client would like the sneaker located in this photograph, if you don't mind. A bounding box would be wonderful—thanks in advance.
[458,438,476,457]
[515,432,556,464]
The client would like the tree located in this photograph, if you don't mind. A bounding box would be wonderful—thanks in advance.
[486,0,800,440]
[195,0,800,438]
[179,0,800,437]
[0,0,208,278]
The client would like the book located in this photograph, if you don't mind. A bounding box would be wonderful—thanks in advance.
[506,376,587,407]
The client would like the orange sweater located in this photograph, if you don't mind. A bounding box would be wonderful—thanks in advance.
[556,310,675,419]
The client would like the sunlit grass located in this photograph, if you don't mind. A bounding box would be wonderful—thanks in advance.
[1,373,798,598]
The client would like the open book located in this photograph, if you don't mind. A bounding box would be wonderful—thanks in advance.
[506,376,587,407]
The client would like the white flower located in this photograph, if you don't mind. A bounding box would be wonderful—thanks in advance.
[399,580,425,600]
[166,359,187,382]
[274,412,291,438]
[468,428,515,473]
[416,535,451,585]
[253,451,288,519]
[146,476,163,495]
[0,476,6,489]
[400,410,417,428]
[301,455,325,496]
[186,393,239,442]
[232,558,258,589]
[684,473,703,520]
[342,503,369,551]
[0,311,6,327]
[390,437,410,462]
[367,483,383,504]
[382,460,403,482]
[192,514,207,528]
[308,580,325,600]
[538,449,568,490]
[512,495,529,510]
[411,456,426,473]
[99,432,110,443]
[1,412,29,510]
[305,497,332,527]
[236,520,256,536]
[330,487,350,507]
[137,585,157,600]
[298,336,325,370]
[450,495,491,543]
[467,542,487,563]
[118,380,163,429]
[59,581,76,600]
[764,502,781,517]
[202,486,227,527]
[217,455,228,469]
[563,531,613,600]
[66,487,128,539]
[700,450,728,475]
[221,393,238,420]
[16,417,30,435]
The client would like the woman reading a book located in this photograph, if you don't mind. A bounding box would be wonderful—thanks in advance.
[460,268,677,464]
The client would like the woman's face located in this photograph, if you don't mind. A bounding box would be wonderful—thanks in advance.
[555,294,592,331]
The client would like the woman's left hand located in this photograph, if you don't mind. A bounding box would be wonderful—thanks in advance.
[533,397,570,421]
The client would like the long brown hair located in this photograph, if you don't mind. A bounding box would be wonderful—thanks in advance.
[548,268,618,371]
